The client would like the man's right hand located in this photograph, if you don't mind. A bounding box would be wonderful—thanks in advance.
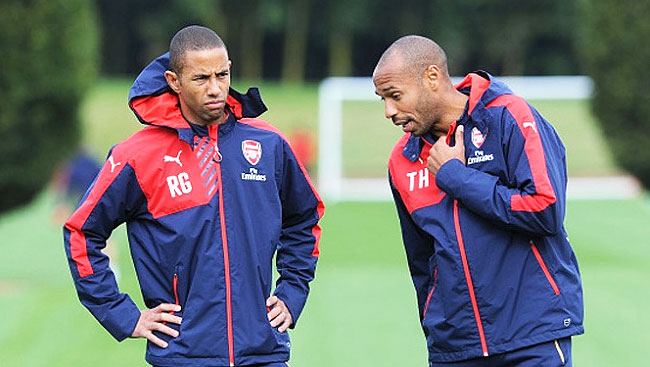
[131,303,182,348]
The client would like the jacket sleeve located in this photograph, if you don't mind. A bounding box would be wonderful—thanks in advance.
[273,139,324,327]
[436,99,567,237]
[389,173,435,319]
[63,152,143,341]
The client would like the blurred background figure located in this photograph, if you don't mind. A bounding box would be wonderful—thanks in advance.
[288,128,317,174]
[50,148,101,224]
[50,148,120,279]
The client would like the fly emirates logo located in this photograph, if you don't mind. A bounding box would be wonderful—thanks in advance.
[241,167,267,181]
[467,150,494,165]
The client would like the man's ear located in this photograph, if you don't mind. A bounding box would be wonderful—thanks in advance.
[423,64,441,91]
[164,70,181,94]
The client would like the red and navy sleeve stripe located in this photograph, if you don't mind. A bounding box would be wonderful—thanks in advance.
[487,95,557,212]
[64,156,127,277]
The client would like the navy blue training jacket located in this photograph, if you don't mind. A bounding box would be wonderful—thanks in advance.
[64,53,324,367]
[388,71,583,363]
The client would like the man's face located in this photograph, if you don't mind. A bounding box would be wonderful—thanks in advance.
[165,47,232,126]
[373,58,443,137]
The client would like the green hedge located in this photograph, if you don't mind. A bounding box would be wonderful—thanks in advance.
[0,0,98,213]
[580,0,650,188]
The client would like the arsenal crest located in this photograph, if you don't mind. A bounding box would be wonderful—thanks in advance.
[242,140,262,165]
[471,127,486,148]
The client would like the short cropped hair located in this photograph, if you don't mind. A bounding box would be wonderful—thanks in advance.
[378,35,449,79]
[169,25,226,73]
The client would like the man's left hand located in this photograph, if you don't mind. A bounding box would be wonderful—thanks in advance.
[427,125,466,176]
[266,295,292,333]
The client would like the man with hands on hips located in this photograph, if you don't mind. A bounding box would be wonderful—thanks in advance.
[131,285,294,349]
[375,35,583,367]
[64,25,324,367]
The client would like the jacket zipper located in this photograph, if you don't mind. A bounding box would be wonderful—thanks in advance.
[172,273,179,308]
[422,267,438,319]
[212,132,235,367]
[163,273,179,326]
[530,241,560,295]
[453,200,488,357]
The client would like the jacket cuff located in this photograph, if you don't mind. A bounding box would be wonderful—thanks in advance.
[100,295,141,341]
[435,158,466,196]
[76,271,142,341]
[274,283,308,328]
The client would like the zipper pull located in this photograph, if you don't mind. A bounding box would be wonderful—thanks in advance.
[214,149,223,162]
[212,141,222,162]
[208,124,222,162]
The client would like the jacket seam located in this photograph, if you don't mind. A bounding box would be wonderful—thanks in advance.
[453,201,489,357]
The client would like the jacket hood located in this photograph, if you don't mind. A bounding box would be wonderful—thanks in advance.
[454,70,515,115]
[128,52,267,131]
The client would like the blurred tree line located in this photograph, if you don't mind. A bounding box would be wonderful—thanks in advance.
[579,0,650,189]
[0,0,97,213]
[98,0,580,80]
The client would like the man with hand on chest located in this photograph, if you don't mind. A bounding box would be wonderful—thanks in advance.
[373,35,583,367]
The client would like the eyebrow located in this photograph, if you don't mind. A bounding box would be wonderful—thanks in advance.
[375,86,398,97]
[193,68,229,77]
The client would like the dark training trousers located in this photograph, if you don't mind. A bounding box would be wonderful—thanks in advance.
[154,363,289,367]
[430,337,572,367]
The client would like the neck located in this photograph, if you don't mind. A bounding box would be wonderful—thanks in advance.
[448,89,469,122]
[431,89,469,138]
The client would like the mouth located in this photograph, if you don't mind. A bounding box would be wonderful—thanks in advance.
[205,100,225,110]
[393,118,414,132]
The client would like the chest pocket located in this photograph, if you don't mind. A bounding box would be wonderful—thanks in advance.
[139,139,218,219]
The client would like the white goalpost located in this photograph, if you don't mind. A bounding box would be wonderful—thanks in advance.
[317,75,640,202]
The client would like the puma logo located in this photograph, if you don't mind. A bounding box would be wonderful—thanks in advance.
[108,156,121,173]
[523,121,538,133]
[164,150,183,167]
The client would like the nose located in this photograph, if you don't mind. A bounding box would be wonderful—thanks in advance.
[207,76,221,97]
[384,100,398,120]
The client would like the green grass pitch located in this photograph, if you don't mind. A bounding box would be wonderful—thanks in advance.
[1,196,650,366]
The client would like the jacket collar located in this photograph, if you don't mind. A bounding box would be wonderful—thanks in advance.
[402,71,511,161]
